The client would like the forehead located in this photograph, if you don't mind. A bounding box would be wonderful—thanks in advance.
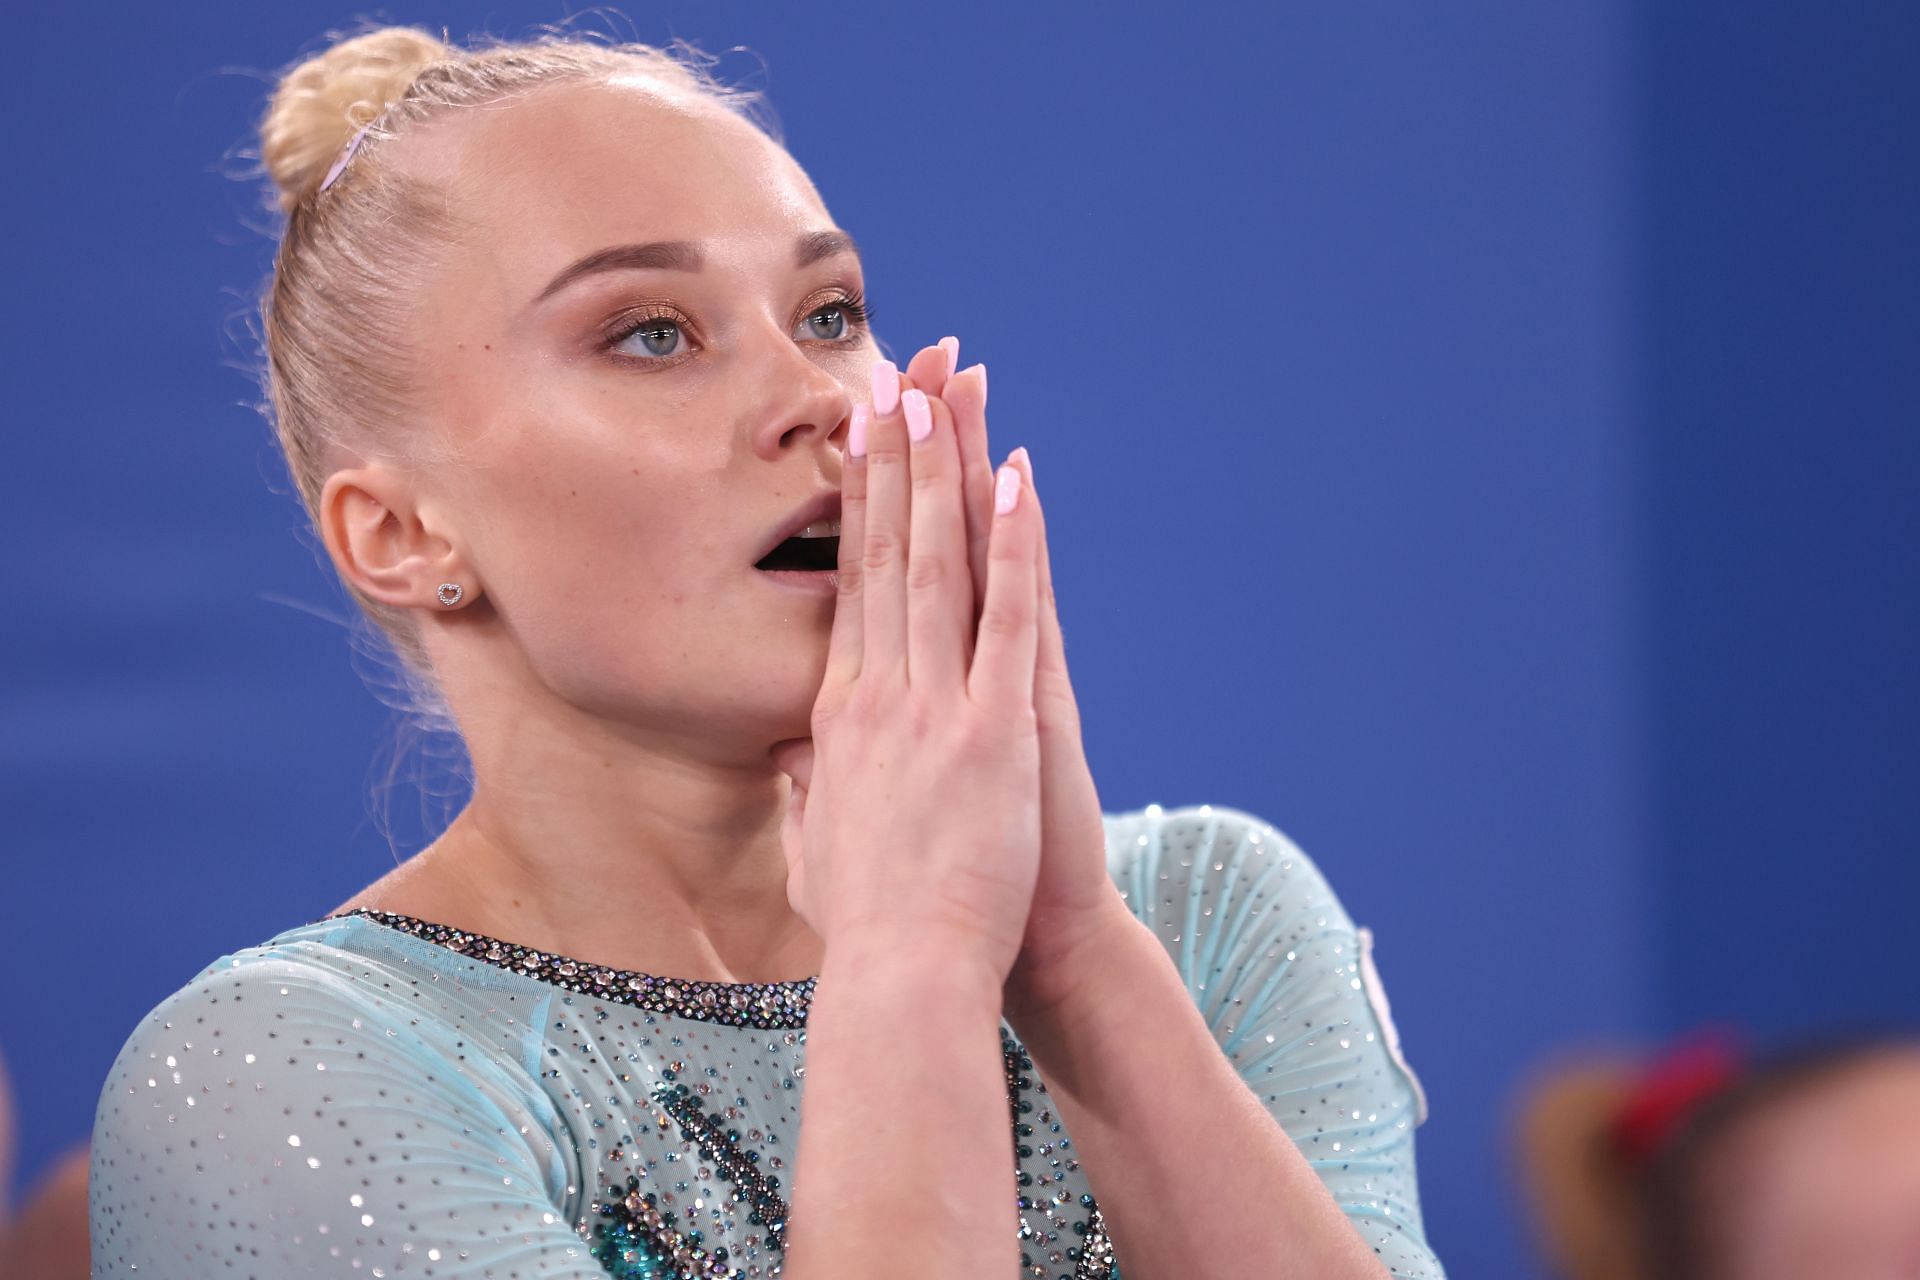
[410,76,831,289]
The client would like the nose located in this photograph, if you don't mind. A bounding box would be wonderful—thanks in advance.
[749,325,857,459]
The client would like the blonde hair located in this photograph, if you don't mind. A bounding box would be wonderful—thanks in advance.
[252,21,775,838]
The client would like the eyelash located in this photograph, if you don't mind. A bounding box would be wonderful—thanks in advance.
[601,289,876,366]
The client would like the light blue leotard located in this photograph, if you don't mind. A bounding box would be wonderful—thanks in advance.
[89,803,1445,1277]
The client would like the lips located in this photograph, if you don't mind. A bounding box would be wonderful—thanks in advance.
[753,491,843,566]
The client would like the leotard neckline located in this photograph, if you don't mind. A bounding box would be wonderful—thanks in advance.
[319,906,820,1029]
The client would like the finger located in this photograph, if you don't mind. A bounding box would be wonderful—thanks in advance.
[903,387,970,691]
[967,452,1040,714]
[900,341,987,657]
[940,363,992,638]
[863,357,910,681]
[824,403,869,689]
[1010,447,1081,731]
[904,338,957,395]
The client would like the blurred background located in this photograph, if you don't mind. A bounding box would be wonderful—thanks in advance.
[2,2,1914,1276]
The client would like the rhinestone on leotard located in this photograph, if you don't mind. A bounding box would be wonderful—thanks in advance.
[326,907,818,1029]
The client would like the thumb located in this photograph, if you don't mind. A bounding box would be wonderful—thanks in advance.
[781,775,808,848]
[780,777,810,915]
[768,736,815,790]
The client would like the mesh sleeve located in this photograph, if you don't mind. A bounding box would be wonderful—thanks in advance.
[1107,803,1446,1279]
[89,945,607,1278]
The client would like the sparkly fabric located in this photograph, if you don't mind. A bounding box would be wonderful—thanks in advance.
[90,803,1444,1277]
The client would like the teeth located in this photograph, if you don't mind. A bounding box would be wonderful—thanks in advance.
[794,518,842,539]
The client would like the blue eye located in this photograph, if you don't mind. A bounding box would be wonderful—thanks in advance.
[799,301,862,341]
[604,291,874,366]
[802,307,845,341]
[610,316,687,361]
[801,291,874,342]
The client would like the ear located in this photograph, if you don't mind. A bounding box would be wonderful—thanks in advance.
[319,465,472,608]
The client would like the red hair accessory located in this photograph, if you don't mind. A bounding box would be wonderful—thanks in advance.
[1610,1030,1744,1169]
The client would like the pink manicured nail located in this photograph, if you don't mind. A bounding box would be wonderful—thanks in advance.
[1012,444,1031,484]
[975,361,987,405]
[902,388,932,442]
[848,403,870,458]
[995,461,1022,515]
[871,358,900,416]
[938,336,960,381]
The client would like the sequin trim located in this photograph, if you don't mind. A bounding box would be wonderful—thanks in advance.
[591,1173,741,1279]
[322,908,818,1029]
[1073,1204,1120,1280]
[1006,1029,1120,1279]
[652,1080,791,1250]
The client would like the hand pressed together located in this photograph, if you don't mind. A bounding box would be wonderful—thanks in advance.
[771,340,1129,1014]
[769,346,1046,983]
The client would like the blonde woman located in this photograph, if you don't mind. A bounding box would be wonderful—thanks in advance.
[89,25,1443,1279]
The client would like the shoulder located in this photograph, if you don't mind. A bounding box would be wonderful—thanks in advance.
[87,928,588,1273]
[94,924,383,1105]
[89,918,566,1197]
[104,919,415,1047]
[1100,801,1429,1124]
[1101,801,1352,931]
[92,915,507,1143]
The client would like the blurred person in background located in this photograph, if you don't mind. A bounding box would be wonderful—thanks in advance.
[0,1049,88,1280]
[1516,1032,1920,1280]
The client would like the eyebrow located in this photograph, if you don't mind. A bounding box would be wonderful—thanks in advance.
[534,229,862,303]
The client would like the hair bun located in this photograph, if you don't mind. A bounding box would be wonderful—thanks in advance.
[261,26,452,211]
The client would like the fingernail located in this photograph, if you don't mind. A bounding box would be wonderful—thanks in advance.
[1012,444,1031,484]
[871,358,899,416]
[995,460,1022,515]
[902,388,932,442]
[975,360,987,405]
[939,335,960,380]
[849,403,870,458]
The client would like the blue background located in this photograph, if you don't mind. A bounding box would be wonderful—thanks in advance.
[3,3,1914,1276]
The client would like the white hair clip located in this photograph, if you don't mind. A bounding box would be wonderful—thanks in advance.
[319,120,376,194]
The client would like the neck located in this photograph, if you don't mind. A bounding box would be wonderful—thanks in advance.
[342,690,823,985]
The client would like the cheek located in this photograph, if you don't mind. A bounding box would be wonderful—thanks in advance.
[497,517,737,715]
[484,402,712,568]
[507,469,719,600]
[454,387,799,683]
[475,446,741,638]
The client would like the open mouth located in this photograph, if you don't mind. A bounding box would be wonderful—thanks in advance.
[754,535,840,572]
